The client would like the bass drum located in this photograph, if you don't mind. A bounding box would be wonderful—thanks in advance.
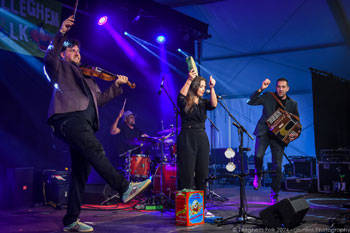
[153,164,176,199]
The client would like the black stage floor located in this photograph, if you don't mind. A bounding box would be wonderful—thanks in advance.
[0,185,349,233]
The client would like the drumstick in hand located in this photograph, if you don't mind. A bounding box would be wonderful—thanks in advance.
[122,98,127,111]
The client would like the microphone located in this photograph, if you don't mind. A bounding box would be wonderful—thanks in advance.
[158,76,165,95]
[206,89,222,99]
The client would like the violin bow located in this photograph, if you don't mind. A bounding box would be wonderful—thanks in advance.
[73,0,79,19]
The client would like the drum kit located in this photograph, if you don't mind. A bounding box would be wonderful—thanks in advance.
[118,126,180,201]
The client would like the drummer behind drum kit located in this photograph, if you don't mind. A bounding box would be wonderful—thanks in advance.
[118,126,180,204]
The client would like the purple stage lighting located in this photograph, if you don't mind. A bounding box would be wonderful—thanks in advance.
[98,16,108,26]
[156,35,166,44]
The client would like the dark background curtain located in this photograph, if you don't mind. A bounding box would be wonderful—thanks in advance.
[311,68,350,159]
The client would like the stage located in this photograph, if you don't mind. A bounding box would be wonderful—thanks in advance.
[0,185,348,233]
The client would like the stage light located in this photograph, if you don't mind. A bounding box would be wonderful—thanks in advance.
[226,162,236,172]
[177,48,182,52]
[225,148,236,172]
[224,148,235,159]
[124,31,128,35]
[156,35,166,44]
[98,16,108,26]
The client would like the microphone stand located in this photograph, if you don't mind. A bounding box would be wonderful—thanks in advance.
[215,99,260,232]
[206,117,228,202]
[159,82,180,140]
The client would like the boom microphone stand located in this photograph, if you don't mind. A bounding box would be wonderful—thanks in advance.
[158,78,180,139]
[215,98,261,232]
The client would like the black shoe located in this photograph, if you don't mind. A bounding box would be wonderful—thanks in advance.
[270,192,278,204]
[253,175,261,190]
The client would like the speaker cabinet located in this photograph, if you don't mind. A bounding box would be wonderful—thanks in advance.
[259,195,309,229]
[42,170,70,205]
[5,167,34,209]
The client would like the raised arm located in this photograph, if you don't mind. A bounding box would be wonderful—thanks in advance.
[209,75,217,108]
[247,78,271,105]
[44,16,75,83]
[110,109,124,135]
[180,69,197,96]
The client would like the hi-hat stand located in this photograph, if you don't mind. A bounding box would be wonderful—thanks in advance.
[151,132,175,208]
[100,144,144,205]
[205,175,228,202]
[215,98,261,232]
[206,117,229,202]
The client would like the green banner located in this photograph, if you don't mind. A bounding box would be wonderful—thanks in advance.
[0,0,62,58]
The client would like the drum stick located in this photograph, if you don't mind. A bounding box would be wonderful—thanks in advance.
[122,98,127,111]
[73,0,79,19]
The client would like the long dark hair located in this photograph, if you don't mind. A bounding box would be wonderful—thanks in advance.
[184,76,206,113]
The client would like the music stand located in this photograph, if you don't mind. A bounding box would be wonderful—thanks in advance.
[215,99,261,231]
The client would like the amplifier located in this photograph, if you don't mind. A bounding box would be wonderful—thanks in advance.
[42,170,71,205]
[5,167,34,209]
[285,177,316,192]
[317,161,350,193]
[320,148,350,162]
[290,156,316,178]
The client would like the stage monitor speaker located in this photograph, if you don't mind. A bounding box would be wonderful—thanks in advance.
[259,195,309,229]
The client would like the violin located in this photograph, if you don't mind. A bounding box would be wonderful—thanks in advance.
[80,66,136,89]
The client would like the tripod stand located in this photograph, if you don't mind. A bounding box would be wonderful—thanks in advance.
[215,99,261,232]
[205,175,228,202]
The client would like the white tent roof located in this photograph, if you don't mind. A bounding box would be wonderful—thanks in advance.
[157,0,350,96]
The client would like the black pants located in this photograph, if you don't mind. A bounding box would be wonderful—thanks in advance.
[50,116,129,226]
[254,133,285,194]
[177,129,209,199]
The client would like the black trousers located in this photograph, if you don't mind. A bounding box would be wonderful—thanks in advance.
[177,129,210,200]
[254,133,285,194]
[50,116,129,226]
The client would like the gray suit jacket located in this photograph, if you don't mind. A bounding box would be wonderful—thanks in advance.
[247,90,299,136]
[44,32,122,129]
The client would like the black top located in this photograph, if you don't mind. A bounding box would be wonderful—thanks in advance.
[247,91,299,136]
[117,123,144,154]
[177,94,216,130]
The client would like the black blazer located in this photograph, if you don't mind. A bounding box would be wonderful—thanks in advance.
[44,32,123,129]
[247,90,299,136]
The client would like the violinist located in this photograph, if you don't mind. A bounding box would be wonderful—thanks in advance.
[44,15,150,232]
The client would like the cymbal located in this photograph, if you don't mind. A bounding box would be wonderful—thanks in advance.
[127,136,159,146]
[157,127,181,135]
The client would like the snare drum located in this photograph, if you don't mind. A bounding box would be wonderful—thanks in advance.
[130,154,151,178]
[153,164,176,198]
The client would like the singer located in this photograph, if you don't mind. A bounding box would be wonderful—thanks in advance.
[177,69,217,217]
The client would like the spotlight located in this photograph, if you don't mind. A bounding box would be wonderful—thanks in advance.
[124,31,128,35]
[98,16,108,26]
[177,48,182,52]
[156,35,166,44]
